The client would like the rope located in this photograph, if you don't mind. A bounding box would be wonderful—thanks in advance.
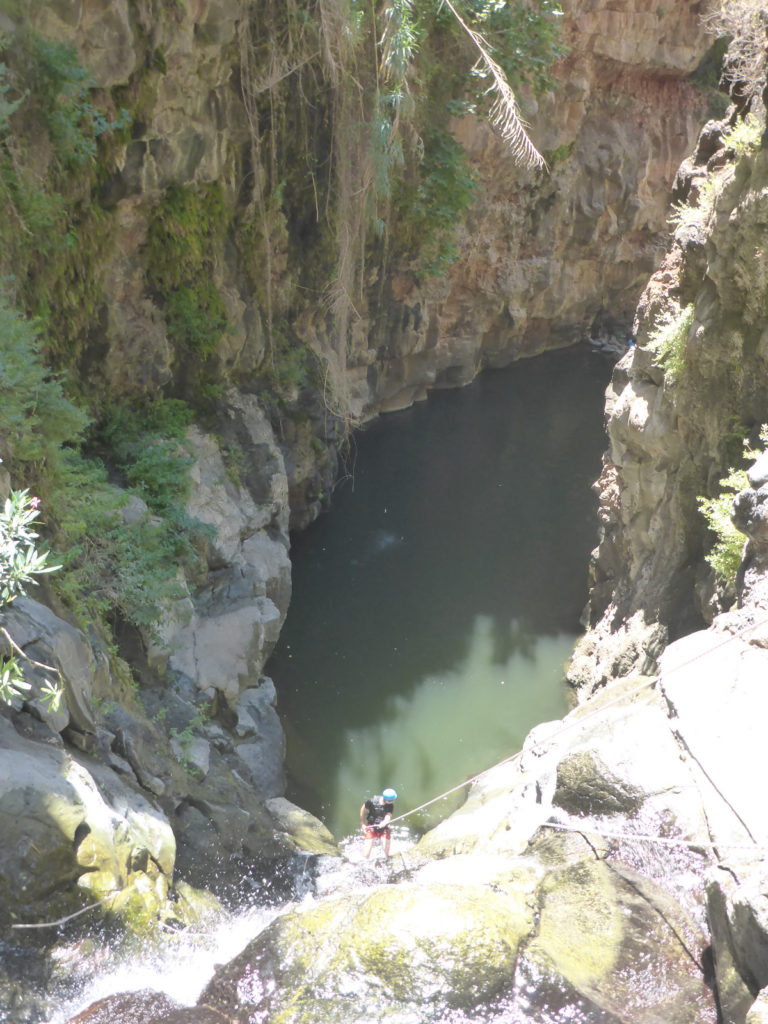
[385,612,768,851]
[11,891,118,930]
[539,820,768,854]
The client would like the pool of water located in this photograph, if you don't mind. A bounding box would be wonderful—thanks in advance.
[266,343,615,839]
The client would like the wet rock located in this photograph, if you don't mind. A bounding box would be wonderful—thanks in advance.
[199,882,533,1022]
[197,859,714,1024]
[707,868,758,1024]
[748,989,768,1024]
[0,714,175,930]
[523,855,715,1023]
[553,750,645,818]
[65,989,223,1023]
[265,797,339,857]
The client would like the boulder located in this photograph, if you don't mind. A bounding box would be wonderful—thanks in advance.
[265,797,339,857]
[658,627,768,851]
[196,856,714,1024]
[0,713,175,930]
[199,882,534,1022]
[0,597,103,736]
[521,852,715,1023]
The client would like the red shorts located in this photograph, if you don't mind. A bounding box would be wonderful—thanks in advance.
[365,825,390,840]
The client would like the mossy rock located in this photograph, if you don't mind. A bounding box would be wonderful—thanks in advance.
[265,797,340,857]
[201,881,534,1021]
[524,856,717,1022]
[552,750,646,818]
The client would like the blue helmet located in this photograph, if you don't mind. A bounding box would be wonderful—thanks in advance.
[382,788,397,802]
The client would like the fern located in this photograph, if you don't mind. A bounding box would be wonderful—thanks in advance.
[698,468,749,584]
[646,303,694,384]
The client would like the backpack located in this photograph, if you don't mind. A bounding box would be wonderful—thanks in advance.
[365,795,385,825]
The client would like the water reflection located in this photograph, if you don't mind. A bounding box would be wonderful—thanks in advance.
[331,616,575,838]
[268,344,613,837]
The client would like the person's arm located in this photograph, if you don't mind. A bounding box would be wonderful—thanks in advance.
[360,803,367,827]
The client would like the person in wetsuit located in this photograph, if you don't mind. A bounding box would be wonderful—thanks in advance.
[360,788,397,858]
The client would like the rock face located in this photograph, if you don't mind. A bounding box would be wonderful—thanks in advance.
[20,0,711,429]
[573,96,768,662]
[0,403,332,928]
[401,1,712,404]
[0,712,175,930]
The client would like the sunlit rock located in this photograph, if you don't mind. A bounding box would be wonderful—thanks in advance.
[265,796,339,857]
[747,989,768,1024]
[199,882,532,1021]
[0,714,175,930]
[64,989,222,1023]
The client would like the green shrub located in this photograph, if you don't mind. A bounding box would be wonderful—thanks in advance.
[698,467,749,584]
[393,126,479,276]
[698,426,768,585]
[722,111,762,157]
[166,283,229,355]
[667,177,723,232]
[51,445,209,642]
[144,184,231,364]
[646,303,694,384]
[0,294,88,467]
[0,488,62,708]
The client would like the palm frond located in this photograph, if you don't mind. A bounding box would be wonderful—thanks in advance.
[439,0,546,170]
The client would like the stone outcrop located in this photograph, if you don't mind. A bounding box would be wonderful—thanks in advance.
[0,711,176,930]
[0,400,335,925]
[570,100,768,692]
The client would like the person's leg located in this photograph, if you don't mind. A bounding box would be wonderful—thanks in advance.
[363,830,374,859]
[383,830,391,857]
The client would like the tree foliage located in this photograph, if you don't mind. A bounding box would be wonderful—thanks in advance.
[0,488,62,708]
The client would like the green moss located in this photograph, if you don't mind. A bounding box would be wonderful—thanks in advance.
[532,860,621,991]
[143,183,232,373]
[0,22,129,383]
[145,183,228,294]
[267,883,531,1013]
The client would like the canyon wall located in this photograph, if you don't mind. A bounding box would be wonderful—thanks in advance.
[25,0,712,426]
[0,0,720,954]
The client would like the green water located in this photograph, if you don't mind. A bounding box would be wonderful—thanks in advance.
[267,343,614,840]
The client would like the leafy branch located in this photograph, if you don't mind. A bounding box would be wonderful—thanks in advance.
[0,487,63,709]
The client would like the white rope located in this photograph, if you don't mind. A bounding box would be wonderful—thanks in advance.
[11,891,118,930]
[540,819,765,854]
